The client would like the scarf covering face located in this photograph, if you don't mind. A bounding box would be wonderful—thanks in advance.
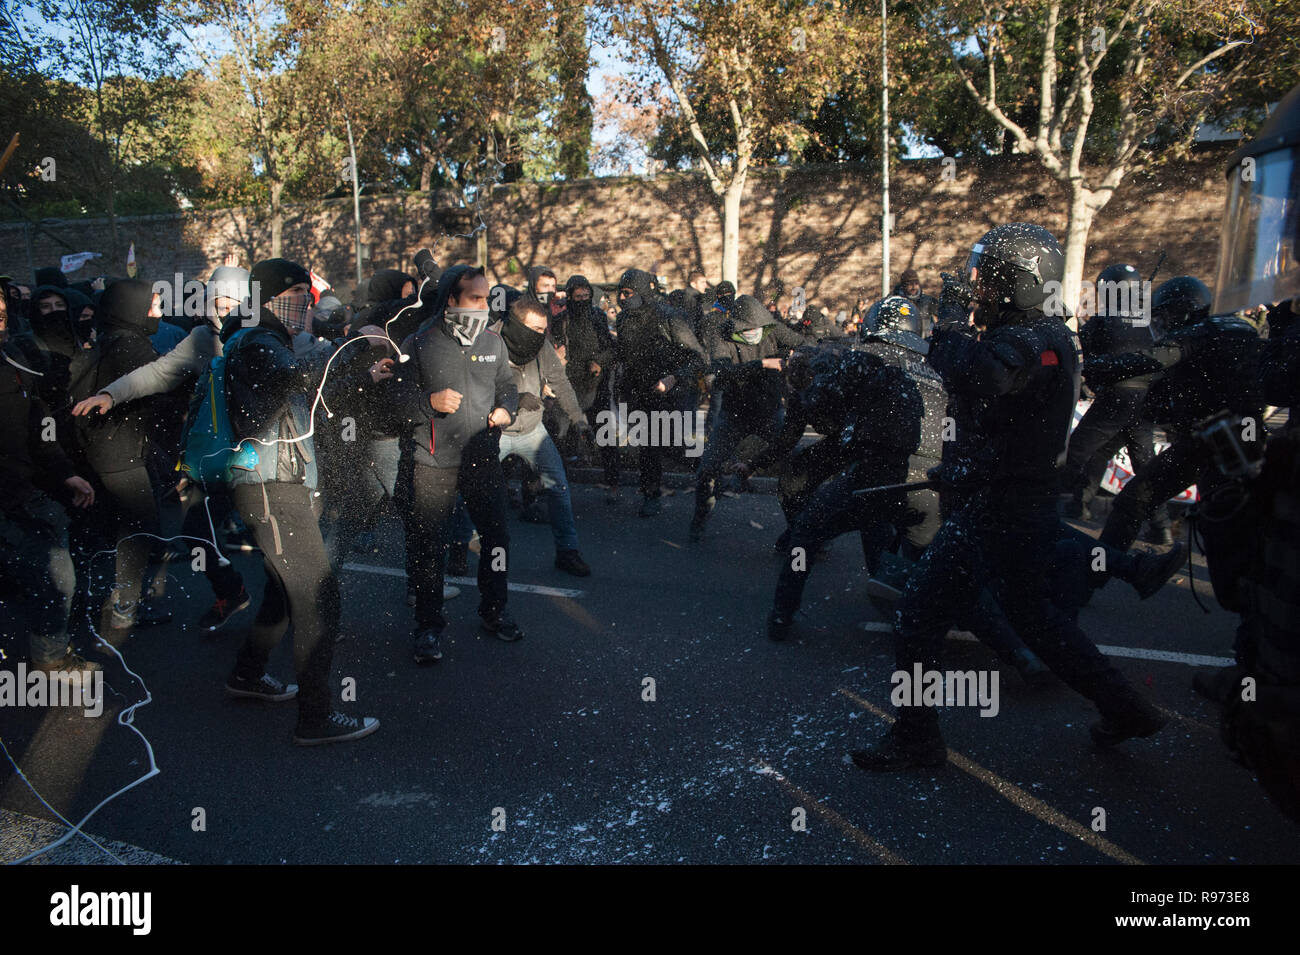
[501,316,546,364]
[268,290,313,334]
[734,327,764,345]
[445,307,489,346]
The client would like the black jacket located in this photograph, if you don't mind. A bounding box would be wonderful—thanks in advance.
[558,276,615,409]
[71,279,166,475]
[1142,316,1264,431]
[385,318,519,470]
[0,336,77,511]
[928,310,1080,488]
[709,296,808,425]
[614,269,706,399]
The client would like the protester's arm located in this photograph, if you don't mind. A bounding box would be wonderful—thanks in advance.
[94,327,215,409]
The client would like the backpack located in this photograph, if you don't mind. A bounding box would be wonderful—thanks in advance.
[179,329,259,484]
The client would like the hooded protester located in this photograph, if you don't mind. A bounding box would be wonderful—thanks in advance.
[368,268,417,305]
[525,266,558,307]
[69,265,255,633]
[66,278,172,637]
[380,263,522,663]
[613,267,707,516]
[218,256,382,745]
[0,288,98,675]
[484,296,594,576]
[689,295,809,541]
[559,274,615,411]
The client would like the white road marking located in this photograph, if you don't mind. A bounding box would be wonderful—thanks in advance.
[945,629,1233,667]
[341,562,585,599]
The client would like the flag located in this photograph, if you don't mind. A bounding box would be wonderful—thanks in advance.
[60,251,101,273]
[309,270,331,305]
[125,243,137,278]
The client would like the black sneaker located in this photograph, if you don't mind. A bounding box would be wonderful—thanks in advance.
[413,628,444,664]
[555,549,591,577]
[447,544,470,577]
[225,672,298,702]
[480,613,524,642]
[1090,691,1168,747]
[198,589,251,632]
[1128,542,1186,599]
[638,495,662,518]
[851,720,947,772]
[293,710,380,746]
[767,609,793,642]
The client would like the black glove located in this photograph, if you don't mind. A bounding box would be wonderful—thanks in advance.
[517,393,544,412]
[934,272,974,329]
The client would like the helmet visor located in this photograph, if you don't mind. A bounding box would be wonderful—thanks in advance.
[1214,144,1300,314]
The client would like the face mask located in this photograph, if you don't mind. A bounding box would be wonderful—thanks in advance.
[501,319,546,364]
[620,291,643,310]
[570,296,592,315]
[734,327,764,345]
[268,291,312,334]
[445,307,489,346]
[535,290,552,305]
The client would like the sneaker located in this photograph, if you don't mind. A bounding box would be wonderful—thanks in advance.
[413,628,444,664]
[480,613,524,642]
[225,672,298,702]
[555,549,591,577]
[767,609,793,642]
[198,589,251,632]
[443,584,461,600]
[1090,690,1168,747]
[1127,542,1186,599]
[292,710,380,746]
[851,719,947,772]
[446,544,470,577]
[638,495,662,518]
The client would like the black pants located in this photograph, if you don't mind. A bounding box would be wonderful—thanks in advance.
[1068,386,1168,526]
[1101,436,1206,551]
[0,493,76,664]
[777,437,858,529]
[773,461,940,617]
[408,431,510,630]
[231,483,338,721]
[178,484,244,602]
[896,485,1133,721]
[97,465,160,607]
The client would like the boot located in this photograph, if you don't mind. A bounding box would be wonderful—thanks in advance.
[1090,684,1168,747]
[851,709,947,771]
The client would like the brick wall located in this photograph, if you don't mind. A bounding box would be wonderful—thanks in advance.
[0,149,1233,309]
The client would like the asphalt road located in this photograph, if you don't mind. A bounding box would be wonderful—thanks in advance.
[2,482,1297,865]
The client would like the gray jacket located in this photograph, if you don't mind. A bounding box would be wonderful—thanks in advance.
[489,320,586,436]
[101,324,219,406]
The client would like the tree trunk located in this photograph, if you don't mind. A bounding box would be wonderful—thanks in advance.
[721,172,745,285]
[270,178,284,259]
[1061,184,1093,329]
[420,155,435,192]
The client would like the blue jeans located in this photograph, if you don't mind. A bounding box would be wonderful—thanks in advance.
[500,426,580,553]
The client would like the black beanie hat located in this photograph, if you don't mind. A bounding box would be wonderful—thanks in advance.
[249,258,312,303]
[34,266,68,289]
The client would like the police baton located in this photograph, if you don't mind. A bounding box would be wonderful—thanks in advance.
[851,480,940,498]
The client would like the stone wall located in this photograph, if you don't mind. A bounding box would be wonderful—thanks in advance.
[0,149,1233,308]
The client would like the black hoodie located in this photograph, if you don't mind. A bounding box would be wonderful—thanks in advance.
[71,279,165,474]
[0,334,77,511]
[614,268,706,398]
[559,274,615,408]
[709,295,808,424]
